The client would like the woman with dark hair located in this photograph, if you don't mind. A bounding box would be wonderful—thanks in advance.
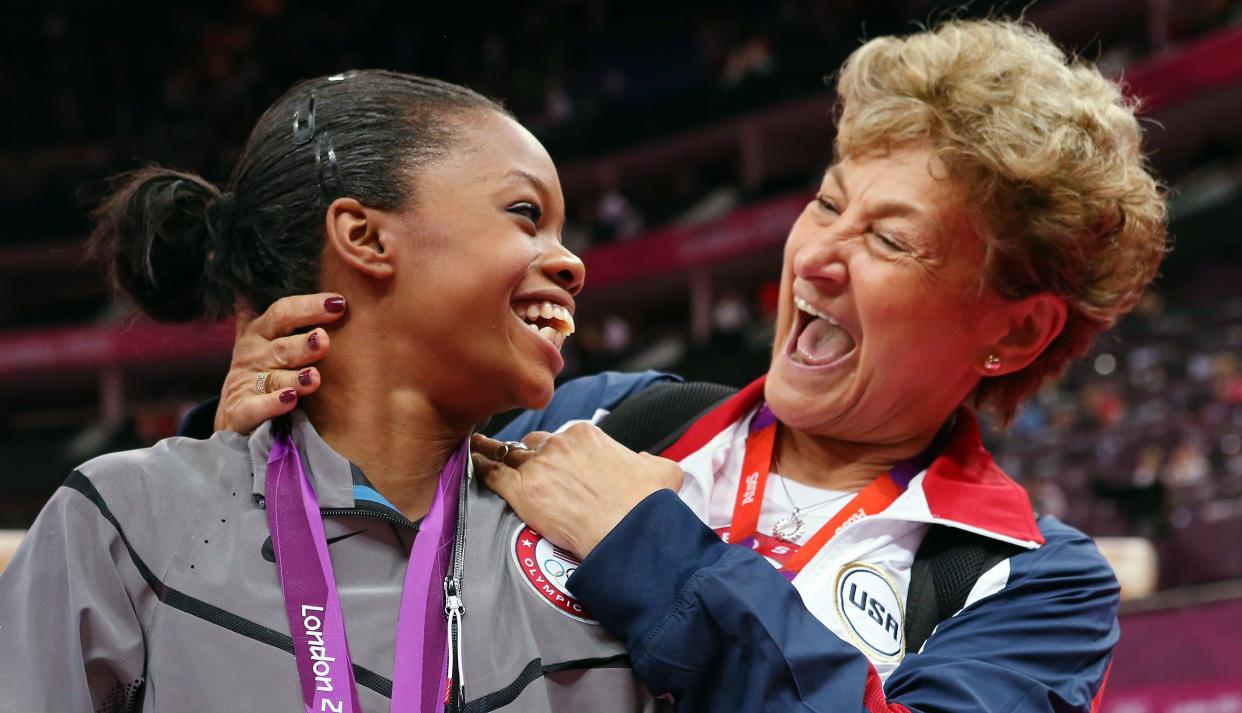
[209,20,1168,713]
[0,71,672,712]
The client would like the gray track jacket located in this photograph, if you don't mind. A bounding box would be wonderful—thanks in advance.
[0,413,667,712]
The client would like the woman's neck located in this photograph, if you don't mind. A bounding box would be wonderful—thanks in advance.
[775,422,941,492]
[302,366,472,522]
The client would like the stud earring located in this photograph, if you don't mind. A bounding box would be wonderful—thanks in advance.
[983,353,1002,373]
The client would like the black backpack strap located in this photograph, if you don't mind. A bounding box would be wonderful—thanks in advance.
[904,525,1025,654]
[597,381,739,454]
[177,396,220,439]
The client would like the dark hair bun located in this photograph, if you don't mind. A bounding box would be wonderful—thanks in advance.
[89,167,233,322]
[90,71,507,322]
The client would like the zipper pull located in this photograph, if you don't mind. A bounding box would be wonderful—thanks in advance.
[444,576,464,616]
[444,576,466,711]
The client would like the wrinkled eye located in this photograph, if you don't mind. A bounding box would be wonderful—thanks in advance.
[815,195,840,215]
[508,201,543,225]
[872,232,906,252]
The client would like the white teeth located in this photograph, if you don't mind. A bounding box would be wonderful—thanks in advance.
[794,296,839,325]
[513,300,576,337]
[537,325,566,350]
[550,306,576,335]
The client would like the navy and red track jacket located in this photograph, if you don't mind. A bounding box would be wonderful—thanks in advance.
[497,371,1119,713]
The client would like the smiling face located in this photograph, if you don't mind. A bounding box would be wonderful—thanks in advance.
[384,110,583,421]
[766,144,1012,447]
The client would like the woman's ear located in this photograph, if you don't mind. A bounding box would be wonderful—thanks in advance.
[978,293,1068,376]
[324,197,396,280]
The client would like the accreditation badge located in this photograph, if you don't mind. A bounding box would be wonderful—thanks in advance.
[511,524,597,624]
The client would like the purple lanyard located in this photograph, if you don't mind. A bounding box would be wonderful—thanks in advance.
[266,424,468,713]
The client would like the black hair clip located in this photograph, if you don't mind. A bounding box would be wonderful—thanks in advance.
[292,94,316,146]
[315,131,344,201]
[295,79,349,200]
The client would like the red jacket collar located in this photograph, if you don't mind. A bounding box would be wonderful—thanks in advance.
[921,409,1044,545]
[660,375,1044,546]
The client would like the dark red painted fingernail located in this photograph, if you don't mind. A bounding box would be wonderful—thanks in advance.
[298,369,312,386]
[279,389,297,404]
[324,297,346,313]
[307,331,320,350]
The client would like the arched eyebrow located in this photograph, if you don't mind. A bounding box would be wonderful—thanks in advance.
[501,168,566,233]
[503,169,553,201]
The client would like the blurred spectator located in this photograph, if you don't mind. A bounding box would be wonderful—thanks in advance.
[712,289,751,336]
[594,187,645,242]
[721,33,775,85]
[542,78,575,126]
[601,315,633,355]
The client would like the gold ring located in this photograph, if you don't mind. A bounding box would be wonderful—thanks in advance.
[255,369,272,395]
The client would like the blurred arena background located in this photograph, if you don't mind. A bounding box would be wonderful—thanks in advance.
[2,0,1241,708]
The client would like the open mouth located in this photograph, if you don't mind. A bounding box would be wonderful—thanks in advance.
[789,295,857,366]
[512,299,576,351]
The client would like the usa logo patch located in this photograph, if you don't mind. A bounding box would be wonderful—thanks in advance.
[511,524,596,624]
[833,562,906,662]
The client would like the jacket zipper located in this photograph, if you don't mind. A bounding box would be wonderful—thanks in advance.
[319,507,418,529]
[258,495,421,530]
[261,487,465,709]
[444,470,470,712]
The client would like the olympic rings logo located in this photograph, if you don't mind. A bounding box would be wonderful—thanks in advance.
[542,558,576,580]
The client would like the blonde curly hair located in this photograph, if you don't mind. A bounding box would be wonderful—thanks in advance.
[834,19,1168,423]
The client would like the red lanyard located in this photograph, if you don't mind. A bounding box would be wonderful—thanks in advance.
[724,406,908,578]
